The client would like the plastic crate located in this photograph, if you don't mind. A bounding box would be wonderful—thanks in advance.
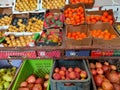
[50,60,91,90]
[66,50,90,56]
[12,59,53,90]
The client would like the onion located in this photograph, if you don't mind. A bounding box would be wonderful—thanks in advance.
[98,87,103,90]
[102,81,114,90]
[45,74,49,80]
[18,87,29,90]
[27,74,36,84]
[27,83,34,89]
[35,78,44,84]
[104,62,109,66]
[96,68,103,75]
[107,71,120,84]
[90,69,97,76]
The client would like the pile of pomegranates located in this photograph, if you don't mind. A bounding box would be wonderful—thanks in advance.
[52,66,88,80]
[89,61,120,90]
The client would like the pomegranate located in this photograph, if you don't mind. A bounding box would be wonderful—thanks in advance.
[94,75,104,87]
[96,68,104,75]
[91,69,97,76]
[102,81,114,90]
[107,71,120,84]
[110,65,117,71]
[102,64,110,73]
[89,63,95,69]
[95,62,102,68]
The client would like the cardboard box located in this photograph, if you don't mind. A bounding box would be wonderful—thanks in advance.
[65,24,92,46]
[89,23,120,47]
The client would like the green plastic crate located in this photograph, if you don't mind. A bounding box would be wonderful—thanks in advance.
[12,59,53,90]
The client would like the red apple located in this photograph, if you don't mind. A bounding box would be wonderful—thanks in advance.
[75,72,80,79]
[80,70,87,79]
[96,68,104,75]
[61,76,66,80]
[61,66,67,71]
[94,75,104,87]
[69,71,76,80]
[35,78,44,84]
[59,70,65,76]
[74,67,81,73]
[68,67,73,72]
[54,68,60,73]
[53,73,61,80]
[104,61,109,66]
[91,69,97,76]
[110,65,117,71]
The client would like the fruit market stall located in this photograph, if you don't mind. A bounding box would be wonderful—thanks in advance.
[0,0,120,90]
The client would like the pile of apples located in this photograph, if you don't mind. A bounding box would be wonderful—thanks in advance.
[90,61,120,90]
[18,74,49,90]
[52,66,87,80]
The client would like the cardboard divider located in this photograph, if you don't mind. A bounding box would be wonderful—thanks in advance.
[0,7,12,15]
[65,24,92,46]
[86,9,115,24]
[89,23,120,47]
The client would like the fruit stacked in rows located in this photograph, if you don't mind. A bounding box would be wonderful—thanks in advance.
[67,32,87,40]
[90,29,117,40]
[0,14,12,26]
[38,30,62,46]
[0,31,5,37]
[26,18,43,32]
[64,6,85,25]
[42,0,66,9]
[90,61,120,90]
[8,18,27,32]
[15,0,37,12]
[70,0,94,4]
[0,67,17,89]
[53,66,87,80]
[4,35,34,47]
[86,11,114,25]
[19,74,49,90]
[44,12,64,28]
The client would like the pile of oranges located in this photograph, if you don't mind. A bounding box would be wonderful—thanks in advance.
[70,0,94,4]
[90,29,117,40]
[86,11,114,25]
[67,32,87,40]
[64,6,85,25]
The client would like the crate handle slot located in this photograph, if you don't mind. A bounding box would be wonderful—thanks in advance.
[8,55,23,59]
[64,83,75,86]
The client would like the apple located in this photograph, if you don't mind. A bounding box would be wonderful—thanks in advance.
[80,70,87,79]
[68,67,73,72]
[59,70,65,76]
[69,71,76,80]
[61,66,67,71]
[53,73,61,80]
[95,62,102,68]
[74,67,81,73]
[54,68,60,73]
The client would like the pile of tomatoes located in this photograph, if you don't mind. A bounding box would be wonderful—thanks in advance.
[70,0,94,4]
[90,29,117,40]
[67,32,87,40]
[86,11,114,25]
[64,6,85,25]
